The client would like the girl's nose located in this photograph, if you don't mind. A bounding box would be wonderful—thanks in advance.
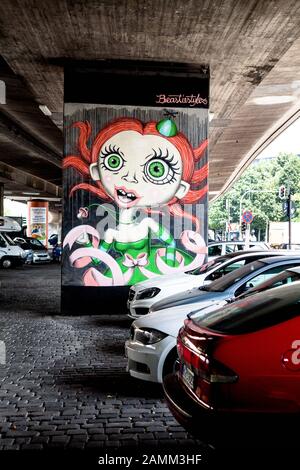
[121,171,139,184]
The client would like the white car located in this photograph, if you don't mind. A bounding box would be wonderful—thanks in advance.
[127,250,287,319]
[207,241,270,260]
[0,233,27,268]
[126,308,187,383]
[126,265,300,383]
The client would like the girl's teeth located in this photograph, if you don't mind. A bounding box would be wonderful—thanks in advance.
[120,196,131,203]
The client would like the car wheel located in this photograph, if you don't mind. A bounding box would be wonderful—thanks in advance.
[1,258,12,268]
[162,347,178,378]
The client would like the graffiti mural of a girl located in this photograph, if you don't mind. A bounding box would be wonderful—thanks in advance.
[63,117,208,286]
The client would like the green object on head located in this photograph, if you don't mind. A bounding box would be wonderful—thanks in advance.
[156,118,178,137]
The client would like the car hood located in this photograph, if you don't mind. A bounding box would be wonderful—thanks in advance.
[133,307,191,337]
[152,287,222,311]
[134,299,227,337]
[133,272,194,291]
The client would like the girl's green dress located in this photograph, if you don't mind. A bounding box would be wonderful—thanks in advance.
[91,225,193,285]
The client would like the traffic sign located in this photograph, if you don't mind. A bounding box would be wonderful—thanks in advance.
[242,210,254,224]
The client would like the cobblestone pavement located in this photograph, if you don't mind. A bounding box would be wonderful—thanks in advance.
[0,264,205,451]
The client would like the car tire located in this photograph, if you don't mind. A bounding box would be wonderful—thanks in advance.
[0,257,13,268]
[162,347,178,378]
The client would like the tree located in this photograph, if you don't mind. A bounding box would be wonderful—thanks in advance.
[209,153,300,234]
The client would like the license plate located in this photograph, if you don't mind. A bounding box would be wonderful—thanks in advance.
[182,364,194,390]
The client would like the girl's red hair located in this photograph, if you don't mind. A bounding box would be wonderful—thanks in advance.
[63,118,208,230]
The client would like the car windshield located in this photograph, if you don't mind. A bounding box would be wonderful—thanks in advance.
[187,258,226,275]
[20,242,31,250]
[191,283,300,334]
[199,260,265,292]
[1,233,16,246]
[28,239,46,250]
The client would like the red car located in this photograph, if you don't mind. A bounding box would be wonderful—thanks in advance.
[163,282,300,447]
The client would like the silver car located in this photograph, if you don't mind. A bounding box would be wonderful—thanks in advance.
[150,256,300,314]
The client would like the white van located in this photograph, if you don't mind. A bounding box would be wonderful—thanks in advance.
[0,217,27,268]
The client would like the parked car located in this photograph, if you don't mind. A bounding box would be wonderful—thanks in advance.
[12,238,35,264]
[21,245,34,264]
[14,237,51,264]
[163,282,300,446]
[207,240,269,259]
[280,243,300,250]
[0,232,26,268]
[127,250,294,319]
[126,266,300,384]
[150,256,300,315]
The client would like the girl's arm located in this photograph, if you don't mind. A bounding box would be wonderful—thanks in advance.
[76,230,114,265]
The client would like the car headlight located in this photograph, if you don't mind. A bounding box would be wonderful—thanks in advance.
[134,327,167,345]
[136,287,161,300]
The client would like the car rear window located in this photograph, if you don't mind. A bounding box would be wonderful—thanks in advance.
[240,269,300,297]
[191,284,300,334]
[208,245,222,257]
[187,258,224,275]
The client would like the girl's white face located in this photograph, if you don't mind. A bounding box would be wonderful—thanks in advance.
[90,130,189,208]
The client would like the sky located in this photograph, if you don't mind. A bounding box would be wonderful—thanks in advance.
[257,117,300,159]
[4,199,27,217]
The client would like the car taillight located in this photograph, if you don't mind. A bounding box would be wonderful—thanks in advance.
[177,326,238,408]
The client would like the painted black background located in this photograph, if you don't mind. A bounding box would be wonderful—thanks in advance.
[64,59,209,107]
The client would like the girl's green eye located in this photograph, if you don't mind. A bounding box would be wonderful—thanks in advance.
[104,154,123,171]
[148,161,166,178]
[144,159,169,184]
[143,151,180,185]
[108,155,121,169]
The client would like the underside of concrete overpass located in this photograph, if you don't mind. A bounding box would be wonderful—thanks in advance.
[0,0,300,203]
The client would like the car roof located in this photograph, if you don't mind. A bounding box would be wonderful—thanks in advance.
[213,250,300,262]
[191,281,300,332]
[208,241,265,245]
[237,280,300,304]
[287,266,300,273]
[258,256,300,265]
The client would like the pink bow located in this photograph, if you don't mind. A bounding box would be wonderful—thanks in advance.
[122,252,148,268]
